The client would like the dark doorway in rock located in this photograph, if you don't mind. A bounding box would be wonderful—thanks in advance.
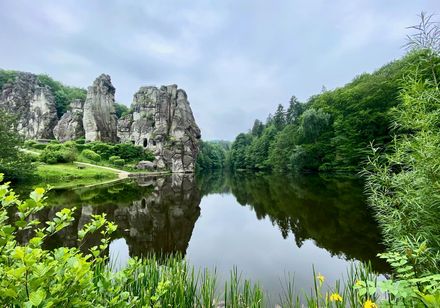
[131,140,135,145]
[141,199,146,209]
[152,140,157,146]
[143,138,148,147]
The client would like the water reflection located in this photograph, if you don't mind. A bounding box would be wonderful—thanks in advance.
[200,171,387,271]
[18,174,201,257]
[16,170,388,275]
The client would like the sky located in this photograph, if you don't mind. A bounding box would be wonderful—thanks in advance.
[0,1,438,140]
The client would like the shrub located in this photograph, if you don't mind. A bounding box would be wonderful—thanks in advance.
[24,140,37,148]
[31,143,47,150]
[90,142,115,159]
[81,149,101,162]
[112,158,125,166]
[109,155,121,163]
[40,146,77,164]
[75,137,86,144]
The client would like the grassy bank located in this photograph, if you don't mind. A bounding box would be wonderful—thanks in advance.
[35,162,118,188]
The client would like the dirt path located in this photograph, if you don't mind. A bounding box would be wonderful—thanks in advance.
[74,162,130,179]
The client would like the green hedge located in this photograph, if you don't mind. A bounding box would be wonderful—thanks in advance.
[81,149,101,162]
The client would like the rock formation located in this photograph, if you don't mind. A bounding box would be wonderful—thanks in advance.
[0,72,58,139]
[53,99,85,142]
[0,71,201,173]
[118,85,201,173]
[83,74,118,142]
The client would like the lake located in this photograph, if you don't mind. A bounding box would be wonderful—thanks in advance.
[16,171,388,299]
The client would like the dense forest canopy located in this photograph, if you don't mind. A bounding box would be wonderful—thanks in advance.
[228,50,440,173]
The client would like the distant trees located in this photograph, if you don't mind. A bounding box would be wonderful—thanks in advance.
[228,50,439,173]
[37,74,87,118]
[0,113,35,180]
[196,140,230,170]
[114,102,130,118]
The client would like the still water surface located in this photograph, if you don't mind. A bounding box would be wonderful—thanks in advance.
[18,171,388,297]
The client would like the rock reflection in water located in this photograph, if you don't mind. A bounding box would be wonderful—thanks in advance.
[22,174,201,258]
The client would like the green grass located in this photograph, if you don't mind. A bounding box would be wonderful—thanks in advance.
[35,163,118,188]
[76,154,168,173]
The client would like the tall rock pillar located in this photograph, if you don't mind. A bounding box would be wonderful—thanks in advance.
[83,74,118,142]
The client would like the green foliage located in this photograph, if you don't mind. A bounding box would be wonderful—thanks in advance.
[0,69,17,89]
[0,112,35,180]
[114,102,129,118]
[40,143,77,164]
[81,149,101,162]
[32,143,47,150]
[37,74,87,118]
[109,156,125,166]
[364,56,440,273]
[229,50,437,173]
[196,140,229,170]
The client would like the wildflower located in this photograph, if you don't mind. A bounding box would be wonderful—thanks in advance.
[329,293,343,302]
[316,273,325,284]
[355,280,363,287]
[35,187,45,195]
[363,299,377,308]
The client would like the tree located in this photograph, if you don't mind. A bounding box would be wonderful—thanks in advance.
[0,112,35,180]
[272,104,286,130]
[114,102,129,118]
[251,119,264,137]
[37,74,87,118]
[286,96,304,124]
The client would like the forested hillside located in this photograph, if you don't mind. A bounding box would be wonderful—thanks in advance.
[229,50,440,173]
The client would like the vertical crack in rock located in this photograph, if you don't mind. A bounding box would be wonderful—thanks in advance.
[83,74,118,142]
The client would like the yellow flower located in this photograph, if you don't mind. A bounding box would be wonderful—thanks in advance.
[35,188,45,195]
[329,293,343,302]
[316,273,325,284]
[355,280,363,286]
[363,299,377,308]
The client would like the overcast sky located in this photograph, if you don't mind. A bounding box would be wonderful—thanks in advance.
[0,1,438,140]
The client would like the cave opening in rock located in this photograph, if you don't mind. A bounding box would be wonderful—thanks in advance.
[143,138,148,147]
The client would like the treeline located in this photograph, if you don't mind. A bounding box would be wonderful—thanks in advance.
[229,50,440,173]
[196,140,230,170]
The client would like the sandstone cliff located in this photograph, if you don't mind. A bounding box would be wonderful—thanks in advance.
[118,85,201,173]
[0,72,58,139]
[83,74,118,142]
[0,71,201,173]
[53,99,85,142]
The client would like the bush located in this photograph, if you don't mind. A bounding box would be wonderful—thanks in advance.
[24,140,37,148]
[75,138,86,144]
[90,142,115,159]
[31,143,47,150]
[40,146,77,164]
[81,149,101,162]
[113,158,125,166]
[109,155,120,163]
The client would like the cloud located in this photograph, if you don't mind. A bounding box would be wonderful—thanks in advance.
[0,0,438,140]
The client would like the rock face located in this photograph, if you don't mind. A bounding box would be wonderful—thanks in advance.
[0,72,58,139]
[0,71,201,173]
[53,99,85,142]
[83,74,118,142]
[118,85,201,173]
